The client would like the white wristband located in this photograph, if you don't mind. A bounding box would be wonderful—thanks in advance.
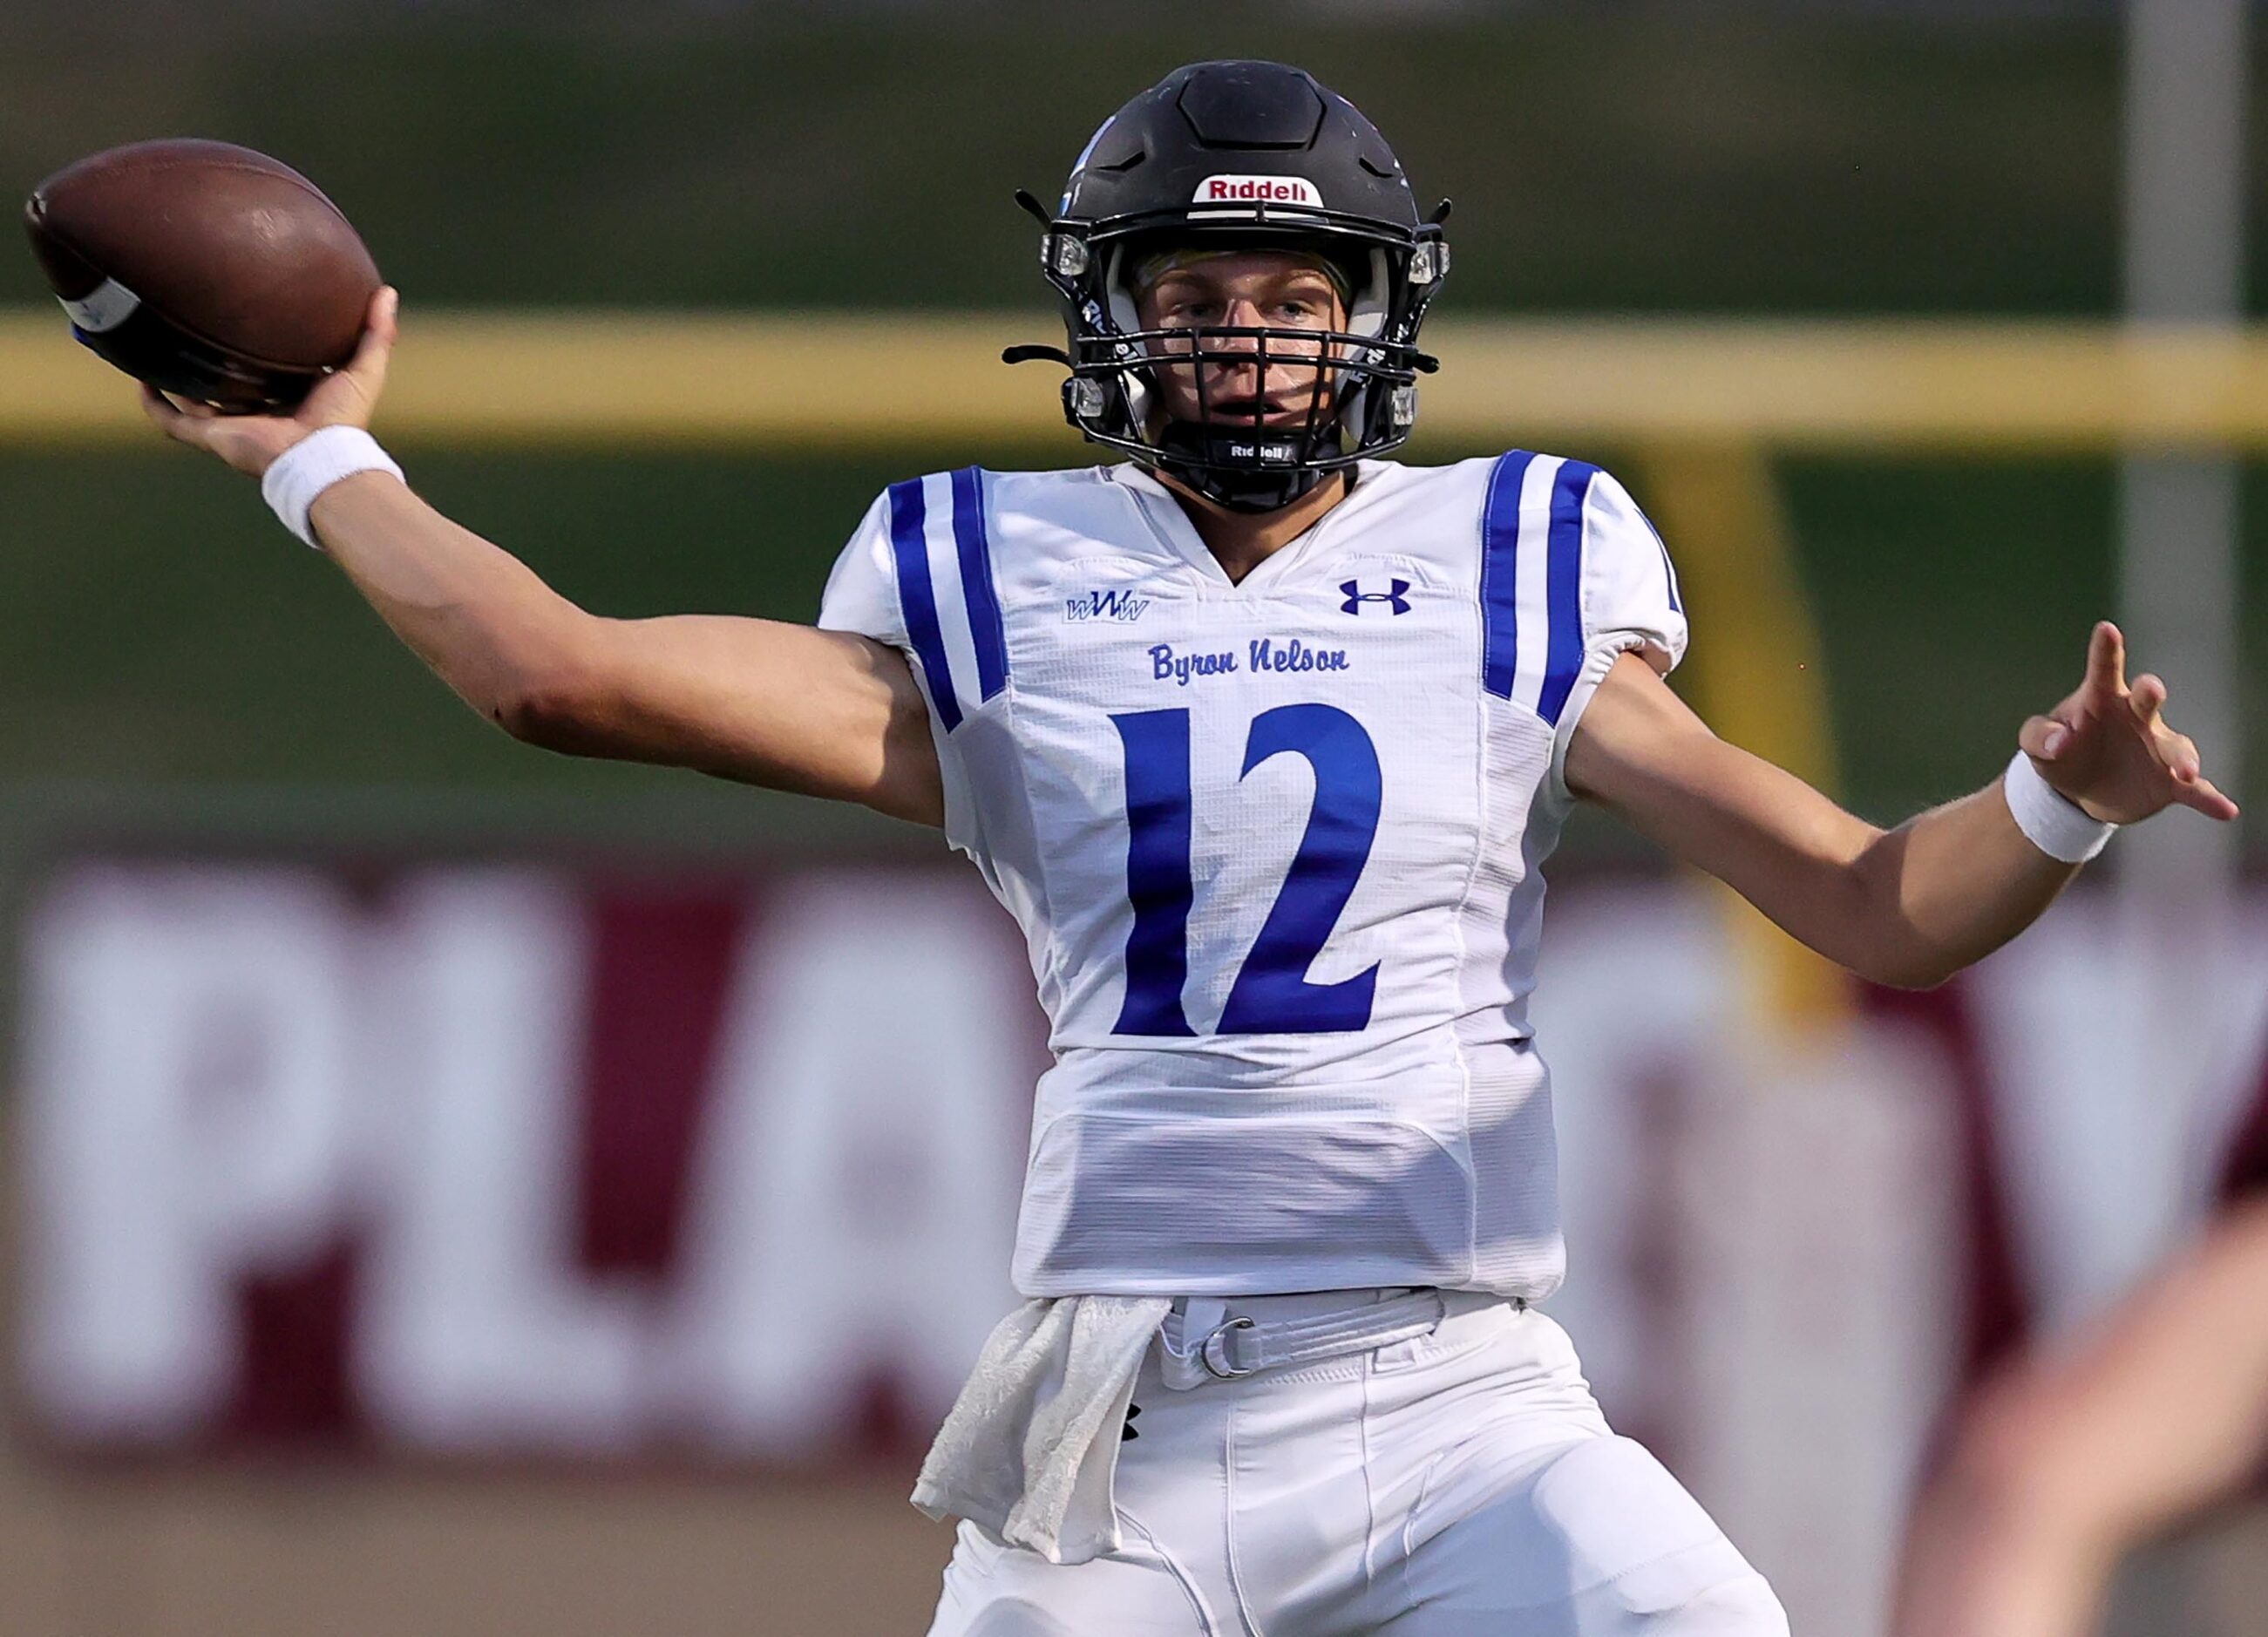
[260,425,403,550]
[2002,750,2114,864]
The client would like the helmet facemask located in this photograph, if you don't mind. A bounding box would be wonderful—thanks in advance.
[1039,223,1443,513]
[1096,244,1393,512]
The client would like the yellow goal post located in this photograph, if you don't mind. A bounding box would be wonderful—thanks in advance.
[6,312,2266,453]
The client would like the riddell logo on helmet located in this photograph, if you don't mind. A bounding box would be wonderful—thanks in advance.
[1193,174,1322,207]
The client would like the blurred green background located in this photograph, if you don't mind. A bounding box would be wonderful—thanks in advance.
[3,3,2264,838]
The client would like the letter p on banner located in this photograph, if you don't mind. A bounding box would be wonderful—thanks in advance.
[22,866,361,1439]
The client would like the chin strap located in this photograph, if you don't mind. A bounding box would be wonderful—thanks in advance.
[1150,422,1341,513]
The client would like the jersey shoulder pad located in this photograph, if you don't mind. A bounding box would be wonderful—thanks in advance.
[817,466,1016,732]
[1476,452,1687,730]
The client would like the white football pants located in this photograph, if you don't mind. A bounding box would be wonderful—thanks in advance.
[926,1293,1788,1636]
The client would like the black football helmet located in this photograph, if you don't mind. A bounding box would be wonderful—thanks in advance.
[1008,61,1449,513]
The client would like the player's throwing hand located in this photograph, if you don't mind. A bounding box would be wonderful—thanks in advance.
[2019,621,2237,825]
[139,285,399,479]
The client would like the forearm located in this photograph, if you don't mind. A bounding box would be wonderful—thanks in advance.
[1576,622,2230,988]
[139,294,567,726]
[137,292,942,821]
[1843,780,2079,987]
[308,471,593,727]
[1573,661,2076,987]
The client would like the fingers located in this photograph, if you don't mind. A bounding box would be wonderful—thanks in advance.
[2152,723,2236,820]
[2159,726,2201,782]
[343,285,398,391]
[139,383,179,432]
[2082,621,2126,701]
[2130,673,2168,729]
[2037,626,2237,824]
[293,285,397,431]
[2019,714,2072,761]
[139,384,215,448]
[2170,772,2241,822]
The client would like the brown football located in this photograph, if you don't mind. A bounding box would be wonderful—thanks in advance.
[24,139,381,412]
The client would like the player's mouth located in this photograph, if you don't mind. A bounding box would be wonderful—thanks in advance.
[1200,393,1327,429]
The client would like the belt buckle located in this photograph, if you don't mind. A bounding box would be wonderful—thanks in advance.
[1199,1314,1258,1380]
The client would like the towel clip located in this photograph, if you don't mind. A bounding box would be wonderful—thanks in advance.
[1200,1315,1259,1380]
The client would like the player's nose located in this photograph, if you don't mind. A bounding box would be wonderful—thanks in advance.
[1209,299,1266,360]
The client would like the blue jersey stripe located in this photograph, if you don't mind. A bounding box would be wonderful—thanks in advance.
[1537,460,1598,726]
[1478,451,1536,700]
[950,466,1009,703]
[886,477,962,732]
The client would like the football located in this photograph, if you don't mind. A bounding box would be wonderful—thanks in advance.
[23,138,380,413]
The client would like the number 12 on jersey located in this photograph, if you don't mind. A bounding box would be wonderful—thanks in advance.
[1110,703,1381,1037]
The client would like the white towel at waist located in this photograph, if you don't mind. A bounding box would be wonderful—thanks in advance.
[911,1295,1171,1566]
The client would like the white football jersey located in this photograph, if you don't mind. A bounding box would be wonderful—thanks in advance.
[818,456,1685,1299]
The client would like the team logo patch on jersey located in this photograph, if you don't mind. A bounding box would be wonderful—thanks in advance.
[1192,173,1322,207]
[1065,588,1151,623]
[1339,578,1412,616]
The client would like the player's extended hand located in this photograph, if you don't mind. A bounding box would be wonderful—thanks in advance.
[139,284,398,479]
[2019,622,2237,825]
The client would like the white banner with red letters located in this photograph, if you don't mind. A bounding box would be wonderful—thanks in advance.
[17,855,2268,1626]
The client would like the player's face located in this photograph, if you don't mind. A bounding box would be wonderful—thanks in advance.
[1133,251,1349,433]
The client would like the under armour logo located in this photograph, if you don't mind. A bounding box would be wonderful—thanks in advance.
[1340,578,1411,615]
